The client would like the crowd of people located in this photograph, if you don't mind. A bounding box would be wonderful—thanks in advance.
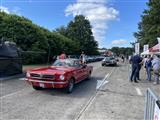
[129,54,160,85]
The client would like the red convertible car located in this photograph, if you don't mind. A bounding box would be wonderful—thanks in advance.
[26,59,93,93]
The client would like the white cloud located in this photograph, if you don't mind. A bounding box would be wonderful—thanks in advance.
[65,0,119,47]
[0,6,10,14]
[12,7,21,15]
[0,6,21,15]
[112,39,128,45]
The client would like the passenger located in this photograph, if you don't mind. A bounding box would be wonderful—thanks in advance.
[59,51,66,59]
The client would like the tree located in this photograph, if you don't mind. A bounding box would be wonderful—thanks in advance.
[134,0,160,48]
[66,15,98,55]
[0,12,78,64]
[55,26,67,36]
[110,47,133,56]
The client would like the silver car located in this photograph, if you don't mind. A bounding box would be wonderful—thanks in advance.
[102,57,117,66]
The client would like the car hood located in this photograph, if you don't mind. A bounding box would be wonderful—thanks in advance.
[28,66,75,75]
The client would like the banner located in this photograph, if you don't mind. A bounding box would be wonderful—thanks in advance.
[135,43,140,54]
[143,44,149,52]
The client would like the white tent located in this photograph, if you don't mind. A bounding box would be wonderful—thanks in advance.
[141,50,150,55]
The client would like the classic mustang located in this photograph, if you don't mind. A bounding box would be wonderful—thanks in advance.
[26,59,93,93]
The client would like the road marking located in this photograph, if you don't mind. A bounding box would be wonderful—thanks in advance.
[135,87,143,96]
[19,78,26,81]
[75,67,116,120]
[75,92,98,120]
[102,81,109,86]
[96,74,109,90]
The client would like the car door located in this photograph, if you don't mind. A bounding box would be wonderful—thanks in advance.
[73,60,84,83]
[81,65,89,80]
[76,63,89,81]
[76,67,84,82]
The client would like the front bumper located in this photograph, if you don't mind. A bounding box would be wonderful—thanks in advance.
[26,79,68,88]
[102,62,116,65]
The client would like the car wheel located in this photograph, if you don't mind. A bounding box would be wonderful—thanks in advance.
[86,71,92,80]
[66,78,74,93]
[32,86,43,90]
[102,64,104,66]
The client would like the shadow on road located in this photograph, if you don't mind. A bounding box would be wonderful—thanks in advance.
[30,76,102,97]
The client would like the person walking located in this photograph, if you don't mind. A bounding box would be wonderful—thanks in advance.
[152,55,160,84]
[129,54,142,83]
[145,55,152,81]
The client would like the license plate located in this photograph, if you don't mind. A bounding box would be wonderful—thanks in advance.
[39,83,45,88]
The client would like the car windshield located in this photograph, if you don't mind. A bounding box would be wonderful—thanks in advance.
[52,59,80,67]
[105,57,115,61]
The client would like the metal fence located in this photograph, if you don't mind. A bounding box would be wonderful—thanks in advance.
[144,88,160,120]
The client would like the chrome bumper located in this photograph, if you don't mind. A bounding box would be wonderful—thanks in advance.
[27,79,68,84]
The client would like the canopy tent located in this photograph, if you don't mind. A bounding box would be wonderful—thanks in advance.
[149,43,160,52]
[141,50,150,55]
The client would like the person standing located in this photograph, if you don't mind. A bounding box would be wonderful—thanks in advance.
[129,54,142,83]
[80,51,86,64]
[152,55,160,84]
[145,55,152,81]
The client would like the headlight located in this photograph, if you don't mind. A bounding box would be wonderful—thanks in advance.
[59,75,65,80]
[26,72,30,77]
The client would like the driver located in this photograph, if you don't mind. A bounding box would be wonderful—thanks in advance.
[59,51,66,59]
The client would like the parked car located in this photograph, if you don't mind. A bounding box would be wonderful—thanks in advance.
[85,56,93,63]
[68,55,80,59]
[26,59,93,93]
[102,57,117,66]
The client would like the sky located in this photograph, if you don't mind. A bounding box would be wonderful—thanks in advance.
[0,0,148,48]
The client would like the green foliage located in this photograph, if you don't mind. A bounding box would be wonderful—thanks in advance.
[110,47,133,56]
[0,12,78,64]
[134,0,160,48]
[0,12,99,64]
[56,15,99,55]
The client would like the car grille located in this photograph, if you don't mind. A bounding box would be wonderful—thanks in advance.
[30,73,41,78]
[42,75,54,79]
[30,73,54,79]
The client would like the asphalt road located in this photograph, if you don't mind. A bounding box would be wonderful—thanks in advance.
[0,62,115,120]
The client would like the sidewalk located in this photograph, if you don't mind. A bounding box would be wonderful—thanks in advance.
[78,63,160,120]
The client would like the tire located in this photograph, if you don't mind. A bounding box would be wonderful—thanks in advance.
[86,71,92,80]
[32,86,43,90]
[66,79,74,93]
